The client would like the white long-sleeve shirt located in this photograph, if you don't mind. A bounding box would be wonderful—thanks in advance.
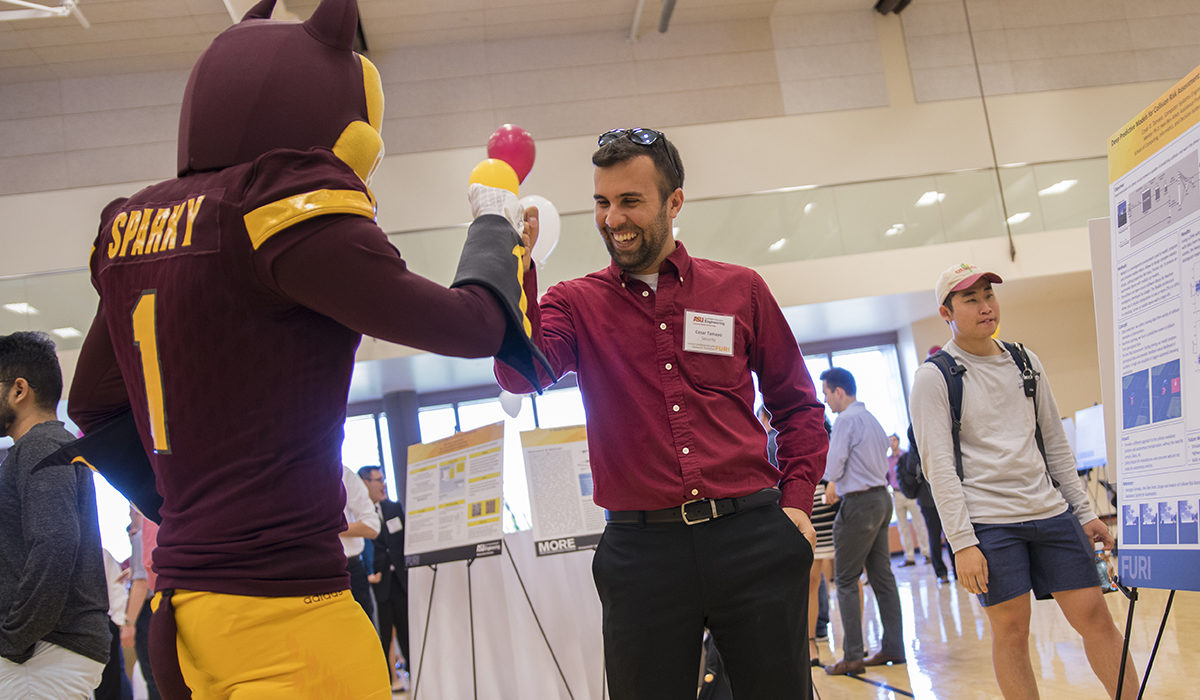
[341,466,380,558]
[910,338,1095,553]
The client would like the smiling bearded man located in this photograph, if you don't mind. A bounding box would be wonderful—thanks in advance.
[493,127,829,699]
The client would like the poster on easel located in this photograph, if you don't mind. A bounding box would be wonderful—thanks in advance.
[404,422,505,567]
[1107,63,1200,591]
[521,425,606,556]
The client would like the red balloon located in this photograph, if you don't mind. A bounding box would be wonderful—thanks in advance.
[487,124,536,184]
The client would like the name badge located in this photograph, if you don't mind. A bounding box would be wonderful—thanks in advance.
[683,310,735,356]
[386,516,403,534]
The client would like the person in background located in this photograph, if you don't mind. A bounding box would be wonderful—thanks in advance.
[911,263,1136,698]
[95,549,132,700]
[0,331,109,698]
[341,465,380,621]
[359,466,410,692]
[820,367,906,676]
[888,433,928,568]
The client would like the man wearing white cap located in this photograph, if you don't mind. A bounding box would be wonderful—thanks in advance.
[910,263,1137,699]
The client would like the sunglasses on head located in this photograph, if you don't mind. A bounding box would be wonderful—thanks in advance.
[597,128,681,184]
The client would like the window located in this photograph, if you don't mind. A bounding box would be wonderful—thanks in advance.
[341,412,395,501]
[802,333,910,446]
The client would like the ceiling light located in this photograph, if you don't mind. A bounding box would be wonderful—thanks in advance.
[1038,179,1077,196]
[885,224,906,237]
[1006,212,1031,225]
[764,184,819,194]
[3,302,39,315]
[672,226,680,238]
[52,327,82,338]
[768,238,787,252]
[803,203,815,215]
[916,191,945,207]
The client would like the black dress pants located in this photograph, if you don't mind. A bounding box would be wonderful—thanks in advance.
[347,555,375,621]
[592,504,812,700]
[94,619,132,700]
[375,576,410,663]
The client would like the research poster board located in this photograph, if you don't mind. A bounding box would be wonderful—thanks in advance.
[1107,64,1200,591]
[521,425,606,556]
[404,422,505,567]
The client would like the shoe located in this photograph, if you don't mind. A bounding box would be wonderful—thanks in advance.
[824,658,865,676]
[809,637,821,667]
[814,629,828,641]
[864,651,906,666]
[938,575,950,584]
[899,560,916,568]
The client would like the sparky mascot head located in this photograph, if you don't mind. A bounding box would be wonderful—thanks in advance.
[177,0,384,187]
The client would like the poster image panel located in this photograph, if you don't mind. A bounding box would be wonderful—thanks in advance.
[1180,500,1198,544]
[1150,359,1182,422]
[1123,504,1139,545]
[1158,501,1178,544]
[404,422,505,567]
[1121,369,1150,428]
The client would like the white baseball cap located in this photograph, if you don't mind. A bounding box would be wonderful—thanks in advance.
[935,262,1003,306]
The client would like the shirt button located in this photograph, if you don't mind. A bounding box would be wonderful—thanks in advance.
[682,447,690,455]
[659,323,667,330]
[691,489,699,496]
[665,363,672,370]
[642,291,649,297]
[672,404,680,412]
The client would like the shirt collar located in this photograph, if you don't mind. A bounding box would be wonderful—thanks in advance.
[608,240,692,284]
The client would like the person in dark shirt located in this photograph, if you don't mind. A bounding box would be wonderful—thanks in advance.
[359,466,410,692]
[495,128,828,698]
[0,332,109,699]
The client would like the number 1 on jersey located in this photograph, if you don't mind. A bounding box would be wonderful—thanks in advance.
[132,291,170,453]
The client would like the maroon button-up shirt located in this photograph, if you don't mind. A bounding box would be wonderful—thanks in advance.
[495,243,828,513]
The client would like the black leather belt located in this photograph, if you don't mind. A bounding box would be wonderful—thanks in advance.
[605,487,780,525]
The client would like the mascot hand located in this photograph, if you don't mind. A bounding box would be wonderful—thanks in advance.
[468,183,524,236]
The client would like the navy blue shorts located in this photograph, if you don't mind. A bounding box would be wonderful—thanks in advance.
[971,510,1100,607]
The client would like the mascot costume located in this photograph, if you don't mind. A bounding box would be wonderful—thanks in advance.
[60,0,548,696]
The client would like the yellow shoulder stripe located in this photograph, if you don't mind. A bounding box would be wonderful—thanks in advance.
[244,189,376,250]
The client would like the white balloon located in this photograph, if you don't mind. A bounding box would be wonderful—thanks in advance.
[498,390,524,418]
[519,194,560,265]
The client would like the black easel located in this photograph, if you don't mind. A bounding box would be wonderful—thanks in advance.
[412,542,586,699]
[1114,581,1177,700]
[411,563,438,700]
[410,557,482,700]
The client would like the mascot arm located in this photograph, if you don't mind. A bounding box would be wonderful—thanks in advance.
[450,214,553,391]
[66,306,161,522]
[69,301,132,433]
[267,213,511,358]
[492,263,569,393]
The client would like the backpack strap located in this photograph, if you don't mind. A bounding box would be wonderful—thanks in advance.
[925,350,966,481]
[1002,341,1059,488]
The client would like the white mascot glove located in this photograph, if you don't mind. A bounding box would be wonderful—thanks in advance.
[468,183,524,236]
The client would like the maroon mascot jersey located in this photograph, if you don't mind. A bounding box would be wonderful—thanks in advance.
[67,0,547,598]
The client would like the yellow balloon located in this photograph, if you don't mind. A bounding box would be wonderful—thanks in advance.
[468,158,519,195]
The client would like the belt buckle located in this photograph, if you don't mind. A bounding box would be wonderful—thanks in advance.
[681,498,718,525]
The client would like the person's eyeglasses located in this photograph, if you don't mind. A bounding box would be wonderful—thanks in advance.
[597,128,681,185]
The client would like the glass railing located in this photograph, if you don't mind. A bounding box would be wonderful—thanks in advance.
[0,156,1110,351]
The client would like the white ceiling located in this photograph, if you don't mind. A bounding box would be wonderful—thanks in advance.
[0,0,853,84]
